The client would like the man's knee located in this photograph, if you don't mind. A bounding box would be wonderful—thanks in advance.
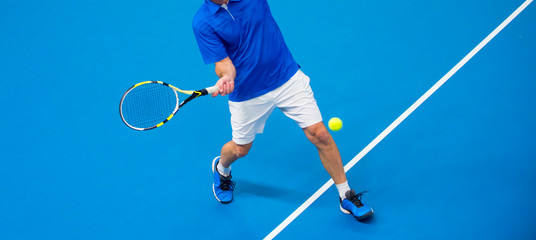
[304,122,332,146]
[233,142,252,158]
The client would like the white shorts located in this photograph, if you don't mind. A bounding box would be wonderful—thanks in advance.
[229,70,323,145]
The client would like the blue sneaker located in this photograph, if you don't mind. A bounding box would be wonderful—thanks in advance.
[340,190,374,220]
[212,156,235,204]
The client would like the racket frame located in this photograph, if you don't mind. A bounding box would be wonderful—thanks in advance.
[119,81,217,131]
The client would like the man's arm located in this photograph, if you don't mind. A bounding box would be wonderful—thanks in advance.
[213,57,236,97]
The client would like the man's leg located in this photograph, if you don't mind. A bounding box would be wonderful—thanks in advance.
[212,141,252,204]
[214,92,275,204]
[302,122,346,184]
[303,121,374,219]
[273,70,373,219]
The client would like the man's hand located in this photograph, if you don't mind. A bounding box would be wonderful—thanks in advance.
[213,74,234,97]
[213,57,237,97]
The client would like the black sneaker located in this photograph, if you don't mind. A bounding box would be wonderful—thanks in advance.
[340,190,374,220]
[212,156,235,204]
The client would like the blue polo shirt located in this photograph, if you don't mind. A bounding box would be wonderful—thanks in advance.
[192,0,299,102]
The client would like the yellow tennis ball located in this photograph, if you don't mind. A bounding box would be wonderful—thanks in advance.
[328,117,343,131]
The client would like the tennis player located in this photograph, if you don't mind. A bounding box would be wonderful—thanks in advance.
[193,0,373,220]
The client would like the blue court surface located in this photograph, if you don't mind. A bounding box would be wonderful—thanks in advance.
[1,0,535,239]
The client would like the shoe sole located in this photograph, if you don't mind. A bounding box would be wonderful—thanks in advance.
[212,156,232,204]
[340,205,374,220]
[356,210,374,220]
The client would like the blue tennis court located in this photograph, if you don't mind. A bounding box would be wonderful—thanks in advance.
[1,0,535,239]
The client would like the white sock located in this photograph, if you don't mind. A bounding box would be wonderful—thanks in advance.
[336,181,351,200]
[217,162,231,177]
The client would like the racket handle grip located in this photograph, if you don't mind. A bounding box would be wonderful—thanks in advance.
[205,86,219,95]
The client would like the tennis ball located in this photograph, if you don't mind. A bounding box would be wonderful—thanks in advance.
[328,117,343,131]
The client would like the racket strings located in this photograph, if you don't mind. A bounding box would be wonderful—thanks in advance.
[121,83,178,129]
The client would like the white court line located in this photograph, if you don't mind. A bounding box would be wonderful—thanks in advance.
[264,0,533,239]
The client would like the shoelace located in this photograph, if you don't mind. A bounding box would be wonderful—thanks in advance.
[347,191,368,208]
[220,178,236,191]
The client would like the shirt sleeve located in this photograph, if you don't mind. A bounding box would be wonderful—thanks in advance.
[193,22,228,64]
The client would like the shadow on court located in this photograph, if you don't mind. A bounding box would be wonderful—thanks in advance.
[235,180,310,203]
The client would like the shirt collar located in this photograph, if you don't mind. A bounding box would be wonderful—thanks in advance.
[205,0,241,15]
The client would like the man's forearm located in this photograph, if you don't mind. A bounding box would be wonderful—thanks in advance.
[215,57,236,79]
[212,57,236,96]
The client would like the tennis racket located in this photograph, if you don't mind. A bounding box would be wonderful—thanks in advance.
[119,81,218,131]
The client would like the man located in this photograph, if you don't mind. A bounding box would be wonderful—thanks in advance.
[192,0,373,220]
